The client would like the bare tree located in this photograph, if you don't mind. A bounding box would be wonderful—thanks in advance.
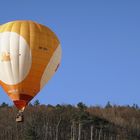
[56,116,62,140]
[91,125,93,140]
[78,122,82,140]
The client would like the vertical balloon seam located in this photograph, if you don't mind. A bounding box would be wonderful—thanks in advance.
[9,31,16,99]
[33,22,40,96]
[22,23,27,88]
[4,24,15,85]
[18,22,21,91]
[28,21,32,98]
[9,23,16,85]
[28,21,37,98]
[19,21,24,96]
[28,21,31,97]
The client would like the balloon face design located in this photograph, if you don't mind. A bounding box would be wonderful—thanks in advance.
[0,21,61,110]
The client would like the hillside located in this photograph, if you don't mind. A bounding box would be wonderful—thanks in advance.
[0,102,140,140]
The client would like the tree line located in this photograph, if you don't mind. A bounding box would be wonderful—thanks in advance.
[0,100,140,140]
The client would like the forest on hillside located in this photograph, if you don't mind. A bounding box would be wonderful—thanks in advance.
[0,101,140,140]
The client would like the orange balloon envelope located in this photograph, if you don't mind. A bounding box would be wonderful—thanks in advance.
[0,20,61,110]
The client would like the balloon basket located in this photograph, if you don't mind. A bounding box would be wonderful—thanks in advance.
[16,110,24,122]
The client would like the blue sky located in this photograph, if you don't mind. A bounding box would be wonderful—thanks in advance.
[0,0,140,106]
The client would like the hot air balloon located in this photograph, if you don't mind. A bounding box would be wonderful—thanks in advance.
[0,20,61,122]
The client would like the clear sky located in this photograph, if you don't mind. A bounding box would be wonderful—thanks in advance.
[0,0,140,106]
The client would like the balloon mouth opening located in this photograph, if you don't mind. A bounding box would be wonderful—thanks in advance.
[14,100,28,111]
